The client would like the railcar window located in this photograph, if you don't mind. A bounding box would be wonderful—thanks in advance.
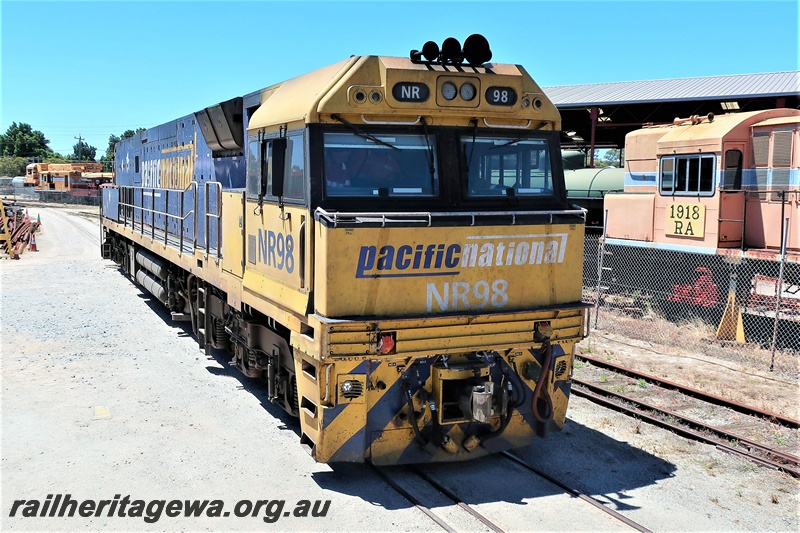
[461,136,553,197]
[246,138,260,198]
[323,132,438,197]
[723,150,743,190]
[246,132,305,203]
[282,133,305,201]
[659,154,715,196]
[661,158,675,192]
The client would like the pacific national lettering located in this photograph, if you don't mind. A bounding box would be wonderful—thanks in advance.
[355,234,568,278]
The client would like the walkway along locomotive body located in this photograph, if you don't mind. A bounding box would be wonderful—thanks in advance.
[100,37,589,464]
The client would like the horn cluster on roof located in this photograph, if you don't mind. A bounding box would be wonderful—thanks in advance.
[410,34,493,67]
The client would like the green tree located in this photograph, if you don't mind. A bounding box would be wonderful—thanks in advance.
[100,128,144,171]
[71,139,97,162]
[0,122,53,159]
[594,149,621,168]
[44,152,69,163]
[0,156,28,177]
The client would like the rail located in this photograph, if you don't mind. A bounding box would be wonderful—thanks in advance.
[575,353,799,428]
[118,182,197,253]
[571,379,800,477]
[500,452,652,532]
[314,206,587,228]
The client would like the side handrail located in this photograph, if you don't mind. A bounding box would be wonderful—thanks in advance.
[314,206,587,228]
[117,181,198,252]
[204,181,222,258]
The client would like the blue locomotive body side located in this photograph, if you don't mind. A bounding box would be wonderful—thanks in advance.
[107,106,247,251]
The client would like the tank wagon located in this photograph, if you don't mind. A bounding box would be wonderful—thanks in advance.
[604,109,800,331]
[100,35,589,464]
[564,166,623,231]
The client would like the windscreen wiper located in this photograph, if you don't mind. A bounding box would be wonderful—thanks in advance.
[491,122,547,148]
[420,117,435,181]
[331,114,401,150]
[465,118,478,176]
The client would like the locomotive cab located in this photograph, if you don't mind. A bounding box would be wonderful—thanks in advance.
[605,109,800,258]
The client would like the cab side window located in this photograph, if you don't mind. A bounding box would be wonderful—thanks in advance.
[723,149,742,190]
[660,154,716,196]
[246,137,261,198]
[246,131,306,203]
[283,132,305,202]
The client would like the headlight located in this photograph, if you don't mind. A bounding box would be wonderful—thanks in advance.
[460,82,476,101]
[441,82,457,101]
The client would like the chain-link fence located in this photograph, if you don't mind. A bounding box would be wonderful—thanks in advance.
[0,186,100,206]
[584,234,799,377]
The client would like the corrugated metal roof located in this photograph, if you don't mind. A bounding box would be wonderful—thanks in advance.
[544,71,800,107]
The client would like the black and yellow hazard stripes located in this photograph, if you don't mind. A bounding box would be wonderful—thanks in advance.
[294,339,578,465]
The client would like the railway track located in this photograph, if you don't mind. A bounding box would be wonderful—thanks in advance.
[60,208,103,245]
[498,452,651,533]
[371,455,653,532]
[573,354,800,477]
[576,354,798,428]
[370,464,504,532]
[19,205,101,247]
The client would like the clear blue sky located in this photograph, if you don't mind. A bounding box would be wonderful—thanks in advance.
[1,0,798,157]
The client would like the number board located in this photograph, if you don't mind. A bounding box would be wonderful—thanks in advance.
[666,203,706,237]
[485,86,517,106]
[392,82,430,102]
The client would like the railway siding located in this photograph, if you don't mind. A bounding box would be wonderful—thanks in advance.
[572,353,799,475]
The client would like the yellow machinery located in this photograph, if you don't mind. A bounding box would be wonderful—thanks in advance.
[101,35,589,464]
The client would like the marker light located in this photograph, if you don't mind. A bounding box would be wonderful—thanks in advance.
[378,334,395,354]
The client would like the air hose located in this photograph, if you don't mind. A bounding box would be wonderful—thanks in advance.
[531,340,554,423]
[403,381,428,447]
[481,357,525,443]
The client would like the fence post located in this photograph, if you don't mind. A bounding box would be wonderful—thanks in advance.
[769,216,789,372]
[593,209,610,330]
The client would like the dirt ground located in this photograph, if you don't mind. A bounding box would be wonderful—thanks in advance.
[581,311,799,420]
[1,204,798,531]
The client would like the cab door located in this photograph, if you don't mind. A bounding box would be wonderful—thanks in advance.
[222,191,246,278]
[241,131,310,318]
[718,143,746,248]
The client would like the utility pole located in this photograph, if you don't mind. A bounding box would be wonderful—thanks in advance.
[74,135,83,161]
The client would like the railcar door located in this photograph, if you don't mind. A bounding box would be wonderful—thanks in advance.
[719,143,746,248]
[221,191,246,278]
[241,131,310,317]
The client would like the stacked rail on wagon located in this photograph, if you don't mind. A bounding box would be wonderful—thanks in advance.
[25,162,113,201]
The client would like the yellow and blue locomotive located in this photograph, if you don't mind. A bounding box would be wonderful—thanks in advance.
[101,35,589,464]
